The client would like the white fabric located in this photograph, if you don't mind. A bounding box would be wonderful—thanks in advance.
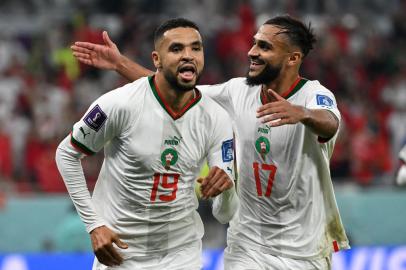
[199,77,349,260]
[396,145,406,185]
[223,244,331,270]
[56,76,235,260]
[92,241,202,270]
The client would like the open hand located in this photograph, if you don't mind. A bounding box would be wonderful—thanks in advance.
[71,31,121,70]
[256,89,307,126]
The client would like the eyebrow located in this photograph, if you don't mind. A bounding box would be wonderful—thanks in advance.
[168,40,203,47]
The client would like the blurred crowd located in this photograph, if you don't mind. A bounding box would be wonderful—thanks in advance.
[0,0,405,195]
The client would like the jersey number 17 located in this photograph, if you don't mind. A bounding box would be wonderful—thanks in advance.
[252,162,277,197]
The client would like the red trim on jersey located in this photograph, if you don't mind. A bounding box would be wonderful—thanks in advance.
[280,77,302,98]
[333,240,340,252]
[260,77,303,104]
[153,77,202,120]
[69,132,93,156]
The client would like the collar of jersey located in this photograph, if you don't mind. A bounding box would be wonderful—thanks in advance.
[148,75,202,120]
[260,77,308,104]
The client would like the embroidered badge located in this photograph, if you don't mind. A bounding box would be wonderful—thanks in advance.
[161,148,179,170]
[255,136,270,160]
[222,139,234,162]
[83,105,107,131]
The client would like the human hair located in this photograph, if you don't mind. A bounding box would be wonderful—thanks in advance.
[264,15,316,57]
[154,18,200,46]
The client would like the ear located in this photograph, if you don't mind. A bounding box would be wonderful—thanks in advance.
[287,51,302,66]
[152,51,162,69]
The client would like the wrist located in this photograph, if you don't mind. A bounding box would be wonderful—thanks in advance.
[299,106,311,124]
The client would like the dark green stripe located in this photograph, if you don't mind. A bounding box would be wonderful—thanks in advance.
[148,75,202,120]
[71,135,95,155]
[285,78,308,99]
[148,76,169,115]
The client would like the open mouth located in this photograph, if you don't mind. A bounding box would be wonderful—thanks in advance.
[250,59,265,70]
[178,65,196,81]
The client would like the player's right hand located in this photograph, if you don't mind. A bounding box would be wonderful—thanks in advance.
[71,31,121,70]
[90,225,128,267]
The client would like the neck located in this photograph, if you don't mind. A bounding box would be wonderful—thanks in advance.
[155,73,195,112]
[262,71,300,102]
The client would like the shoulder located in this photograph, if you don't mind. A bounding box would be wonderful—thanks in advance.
[302,79,335,96]
[198,94,230,119]
[102,77,149,107]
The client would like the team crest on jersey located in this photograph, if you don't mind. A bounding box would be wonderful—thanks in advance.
[255,136,270,160]
[316,94,334,108]
[161,148,179,170]
[84,104,107,131]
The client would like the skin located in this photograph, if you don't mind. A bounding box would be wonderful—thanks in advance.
[85,27,234,267]
[249,24,339,139]
[71,25,338,139]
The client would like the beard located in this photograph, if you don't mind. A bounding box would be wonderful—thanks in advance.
[246,62,282,86]
[163,69,201,92]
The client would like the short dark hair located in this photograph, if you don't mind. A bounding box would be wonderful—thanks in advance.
[264,15,316,57]
[154,18,200,45]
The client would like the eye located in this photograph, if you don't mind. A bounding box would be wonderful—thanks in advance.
[258,41,271,51]
[170,45,183,53]
[192,45,202,51]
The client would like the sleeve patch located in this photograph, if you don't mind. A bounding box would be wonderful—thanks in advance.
[316,94,334,108]
[83,104,107,131]
[222,139,234,162]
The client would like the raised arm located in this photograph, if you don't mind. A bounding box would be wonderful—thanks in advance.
[71,31,153,81]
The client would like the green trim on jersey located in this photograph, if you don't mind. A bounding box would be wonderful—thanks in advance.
[148,76,202,120]
[71,134,95,155]
[260,78,308,105]
[284,78,308,99]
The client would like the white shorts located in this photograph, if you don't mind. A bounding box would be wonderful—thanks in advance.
[92,241,202,270]
[223,244,331,270]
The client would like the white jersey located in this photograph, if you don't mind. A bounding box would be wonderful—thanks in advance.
[69,76,234,257]
[199,77,349,259]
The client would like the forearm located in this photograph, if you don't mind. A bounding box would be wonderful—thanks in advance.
[300,108,339,139]
[55,136,106,233]
[211,186,239,224]
[115,55,154,82]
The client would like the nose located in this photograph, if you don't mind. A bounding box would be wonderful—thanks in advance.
[248,45,258,58]
[182,47,194,61]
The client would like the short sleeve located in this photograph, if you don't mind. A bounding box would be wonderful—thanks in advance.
[206,107,235,179]
[306,89,341,123]
[71,90,126,155]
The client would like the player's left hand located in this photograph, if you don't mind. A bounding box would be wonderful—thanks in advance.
[197,166,233,199]
[256,89,307,127]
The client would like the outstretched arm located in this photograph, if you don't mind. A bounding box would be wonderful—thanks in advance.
[71,31,153,81]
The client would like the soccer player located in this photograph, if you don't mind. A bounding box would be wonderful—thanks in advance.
[396,144,406,185]
[56,18,238,270]
[71,15,350,269]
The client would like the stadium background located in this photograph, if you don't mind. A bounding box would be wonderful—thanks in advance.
[0,0,405,269]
